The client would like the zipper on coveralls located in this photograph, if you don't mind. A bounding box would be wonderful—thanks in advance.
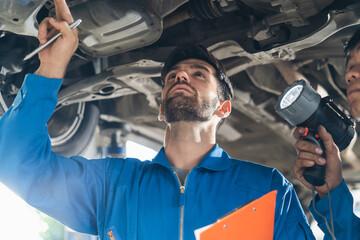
[173,170,191,240]
[107,230,116,240]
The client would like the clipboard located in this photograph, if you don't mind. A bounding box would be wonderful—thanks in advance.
[194,190,277,240]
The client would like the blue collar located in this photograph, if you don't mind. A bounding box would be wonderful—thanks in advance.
[151,144,232,171]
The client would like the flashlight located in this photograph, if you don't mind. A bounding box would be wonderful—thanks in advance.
[275,80,355,186]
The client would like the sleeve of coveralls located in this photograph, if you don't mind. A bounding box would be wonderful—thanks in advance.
[271,169,316,240]
[0,74,107,235]
[309,180,360,240]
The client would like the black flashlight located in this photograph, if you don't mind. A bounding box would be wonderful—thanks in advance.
[275,80,355,186]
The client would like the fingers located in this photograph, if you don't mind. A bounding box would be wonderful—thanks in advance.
[295,138,323,155]
[35,1,77,79]
[47,18,79,53]
[294,137,326,177]
[38,17,77,45]
[54,0,73,23]
[293,148,325,190]
[38,17,53,44]
[292,127,305,140]
[38,0,75,44]
[295,141,326,169]
[293,160,313,189]
[318,125,338,154]
[48,18,73,38]
[292,125,344,194]
[297,150,326,165]
[293,125,338,155]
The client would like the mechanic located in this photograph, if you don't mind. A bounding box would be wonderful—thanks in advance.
[0,0,336,240]
[292,28,360,239]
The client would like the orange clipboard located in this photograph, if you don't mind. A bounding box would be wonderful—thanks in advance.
[195,190,277,240]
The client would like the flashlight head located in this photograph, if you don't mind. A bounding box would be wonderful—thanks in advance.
[275,79,355,152]
[275,80,321,126]
[279,84,303,109]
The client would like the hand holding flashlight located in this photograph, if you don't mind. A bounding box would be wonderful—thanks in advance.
[275,80,354,187]
[299,127,327,186]
[293,126,344,197]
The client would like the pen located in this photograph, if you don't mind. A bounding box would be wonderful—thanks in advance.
[23,19,82,61]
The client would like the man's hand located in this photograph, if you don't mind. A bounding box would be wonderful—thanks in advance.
[35,0,78,79]
[293,125,343,198]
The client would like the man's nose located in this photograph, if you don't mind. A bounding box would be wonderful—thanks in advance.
[175,71,190,83]
[346,66,360,85]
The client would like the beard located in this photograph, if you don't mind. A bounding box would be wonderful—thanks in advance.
[162,84,218,123]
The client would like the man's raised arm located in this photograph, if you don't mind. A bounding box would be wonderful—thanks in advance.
[0,0,105,235]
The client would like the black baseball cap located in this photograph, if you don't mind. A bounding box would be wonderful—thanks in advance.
[161,44,234,100]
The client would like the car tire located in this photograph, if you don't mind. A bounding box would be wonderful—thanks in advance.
[48,102,100,157]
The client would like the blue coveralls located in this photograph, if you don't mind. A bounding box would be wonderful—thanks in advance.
[0,74,358,239]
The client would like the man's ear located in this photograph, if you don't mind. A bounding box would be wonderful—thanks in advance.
[158,104,164,121]
[215,100,231,118]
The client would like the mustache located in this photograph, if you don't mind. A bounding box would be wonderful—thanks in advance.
[166,82,197,98]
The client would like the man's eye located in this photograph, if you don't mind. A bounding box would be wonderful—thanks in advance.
[194,72,205,77]
[167,73,176,80]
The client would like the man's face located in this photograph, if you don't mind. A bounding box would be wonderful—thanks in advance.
[345,42,360,118]
[161,59,220,123]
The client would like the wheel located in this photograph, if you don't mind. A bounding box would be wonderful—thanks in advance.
[48,102,100,157]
